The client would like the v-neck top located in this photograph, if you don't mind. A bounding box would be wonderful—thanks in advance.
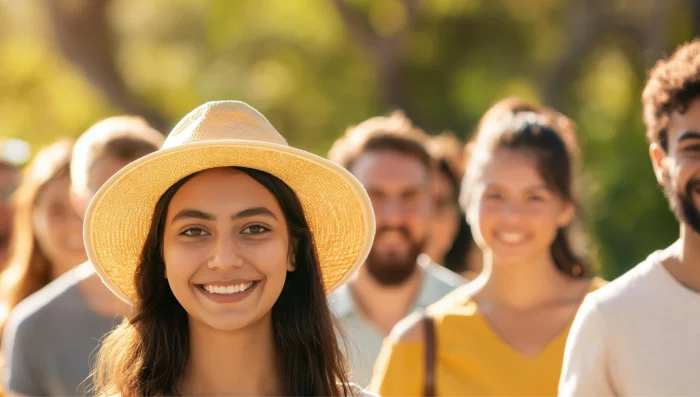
[370,277,606,396]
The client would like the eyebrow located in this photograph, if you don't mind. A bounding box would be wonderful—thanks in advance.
[171,206,277,224]
[527,185,552,192]
[231,207,277,221]
[678,131,700,143]
[171,209,214,223]
[484,184,551,192]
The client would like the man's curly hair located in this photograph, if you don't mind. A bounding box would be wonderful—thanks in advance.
[642,39,700,150]
[327,110,432,172]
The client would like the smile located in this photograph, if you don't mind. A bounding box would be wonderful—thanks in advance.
[198,281,257,295]
[495,231,528,244]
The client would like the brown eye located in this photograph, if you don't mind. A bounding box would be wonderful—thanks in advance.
[241,225,270,235]
[182,228,209,237]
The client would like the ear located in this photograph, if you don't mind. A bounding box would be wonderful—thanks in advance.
[649,143,666,185]
[557,201,576,228]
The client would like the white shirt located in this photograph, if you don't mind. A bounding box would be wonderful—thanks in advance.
[559,251,700,396]
[329,257,465,387]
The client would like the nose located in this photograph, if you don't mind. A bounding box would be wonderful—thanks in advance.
[207,237,244,271]
[501,201,524,220]
[378,200,405,228]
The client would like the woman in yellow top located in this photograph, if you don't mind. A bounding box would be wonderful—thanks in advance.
[370,98,606,397]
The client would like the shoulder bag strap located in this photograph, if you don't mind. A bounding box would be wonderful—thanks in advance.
[422,312,437,397]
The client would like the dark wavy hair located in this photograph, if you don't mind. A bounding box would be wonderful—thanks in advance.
[462,98,592,278]
[643,39,700,150]
[94,167,352,396]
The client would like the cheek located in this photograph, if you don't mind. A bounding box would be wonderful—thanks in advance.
[247,238,290,280]
[163,241,204,283]
[676,159,700,188]
[475,203,497,233]
[32,210,56,248]
[526,208,564,242]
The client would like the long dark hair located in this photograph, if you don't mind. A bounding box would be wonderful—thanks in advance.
[94,167,351,396]
[462,98,592,278]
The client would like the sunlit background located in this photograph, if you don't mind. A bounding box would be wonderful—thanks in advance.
[1,0,697,278]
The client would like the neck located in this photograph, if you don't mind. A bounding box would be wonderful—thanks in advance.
[78,273,131,318]
[662,226,700,292]
[350,263,423,335]
[180,314,282,396]
[476,249,581,309]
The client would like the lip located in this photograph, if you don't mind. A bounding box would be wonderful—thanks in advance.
[493,230,529,246]
[194,280,261,304]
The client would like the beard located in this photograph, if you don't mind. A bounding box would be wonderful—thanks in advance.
[663,171,700,235]
[365,225,425,286]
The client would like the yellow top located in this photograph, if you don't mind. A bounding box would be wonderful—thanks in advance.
[370,277,606,396]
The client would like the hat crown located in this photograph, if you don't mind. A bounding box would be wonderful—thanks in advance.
[163,101,288,149]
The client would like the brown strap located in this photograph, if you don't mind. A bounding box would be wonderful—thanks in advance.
[422,313,436,397]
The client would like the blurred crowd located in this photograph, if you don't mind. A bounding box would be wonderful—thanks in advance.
[0,38,698,397]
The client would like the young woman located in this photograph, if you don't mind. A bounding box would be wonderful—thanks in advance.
[370,98,605,396]
[0,139,86,338]
[424,132,481,278]
[86,101,376,396]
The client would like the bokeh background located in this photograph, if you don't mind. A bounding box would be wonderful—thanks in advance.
[1,0,698,279]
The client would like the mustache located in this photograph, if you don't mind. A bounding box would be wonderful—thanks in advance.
[375,226,412,241]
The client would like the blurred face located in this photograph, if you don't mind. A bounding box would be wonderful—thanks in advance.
[652,97,700,234]
[467,149,573,265]
[162,168,293,332]
[32,174,86,277]
[350,150,431,285]
[72,156,132,219]
[0,166,18,264]
[424,169,461,264]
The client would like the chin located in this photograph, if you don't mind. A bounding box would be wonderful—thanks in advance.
[492,248,537,263]
[198,312,261,332]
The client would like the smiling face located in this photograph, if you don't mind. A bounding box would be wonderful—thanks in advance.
[32,174,86,276]
[651,97,700,234]
[467,149,574,265]
[162,168,293,332]
[350,150,431,285]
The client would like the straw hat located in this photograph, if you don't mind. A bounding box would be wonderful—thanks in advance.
[84,101,375,304]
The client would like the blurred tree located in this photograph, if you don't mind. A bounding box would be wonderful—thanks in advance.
[44,0,168,131]
[0,0,695,278]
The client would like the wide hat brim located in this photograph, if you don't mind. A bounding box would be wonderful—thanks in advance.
[84,139,375,304]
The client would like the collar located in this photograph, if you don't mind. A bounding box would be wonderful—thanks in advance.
[329,257,441,318]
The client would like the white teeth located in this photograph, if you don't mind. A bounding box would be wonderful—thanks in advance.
[499,232,525,243]
[203,282,254,295]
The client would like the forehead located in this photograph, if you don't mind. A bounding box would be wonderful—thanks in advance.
[168,168,281,213]
[350,150,428,186]
[37,174,71,203]
[87,156,131,190]
[477,149,545,188]
[668,97,700,146]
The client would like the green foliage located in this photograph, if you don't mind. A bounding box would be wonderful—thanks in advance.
[0,0,694,278]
